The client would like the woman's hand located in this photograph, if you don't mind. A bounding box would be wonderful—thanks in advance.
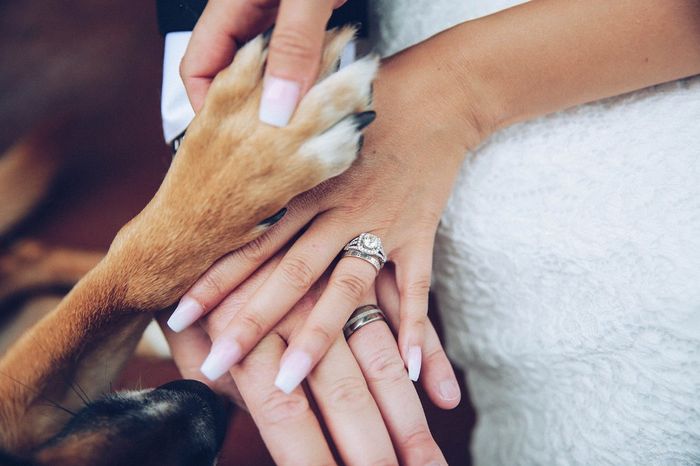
[167,41,484,393]
[160,252,457,465]
[181,0,347,124]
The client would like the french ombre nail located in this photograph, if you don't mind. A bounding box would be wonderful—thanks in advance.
[259,76,301,127]
[167,296,203,333]
[274,350,312,394]
[407,346,422,382]
[200,339,242,381]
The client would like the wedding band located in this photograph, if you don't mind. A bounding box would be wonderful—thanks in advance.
[342,233,386,272]
[343,304,387,340]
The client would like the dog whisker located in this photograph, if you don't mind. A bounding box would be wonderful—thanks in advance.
[0,370,76,417]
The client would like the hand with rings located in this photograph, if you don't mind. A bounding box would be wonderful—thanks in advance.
[165,39,475,398]
[160,252,458,464]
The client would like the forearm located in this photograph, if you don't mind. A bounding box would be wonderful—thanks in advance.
[414,0,700,145]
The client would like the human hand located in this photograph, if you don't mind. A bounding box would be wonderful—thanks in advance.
[160,252,455,465]
[167,36,483,394]
[181,0,347,125]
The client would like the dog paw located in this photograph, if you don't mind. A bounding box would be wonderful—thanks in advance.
[113,27,378,306]
[174,26,378,217]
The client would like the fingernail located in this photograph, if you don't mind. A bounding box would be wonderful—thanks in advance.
[200,339,242,381]
[274,350,312,394]
[439,380,460,401]
[167,297,203,333]
[257,207,287,227]
[259,76,301,127]
[407,346,422,382]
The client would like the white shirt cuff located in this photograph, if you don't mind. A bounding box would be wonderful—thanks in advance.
[161,31,195,144]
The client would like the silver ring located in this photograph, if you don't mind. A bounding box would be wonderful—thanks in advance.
[342,233,386,272]
[343,305,387,340]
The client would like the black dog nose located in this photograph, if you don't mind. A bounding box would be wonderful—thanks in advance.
[155,379,230,449]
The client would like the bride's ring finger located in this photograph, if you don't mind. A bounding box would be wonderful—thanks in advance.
[273,232,386,394]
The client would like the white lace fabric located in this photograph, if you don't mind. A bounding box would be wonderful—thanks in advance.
[368,1,700,464]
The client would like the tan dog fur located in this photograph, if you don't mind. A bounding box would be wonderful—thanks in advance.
[0,26,377,454]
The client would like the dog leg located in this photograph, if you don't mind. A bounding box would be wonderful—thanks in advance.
[0,26,376,452]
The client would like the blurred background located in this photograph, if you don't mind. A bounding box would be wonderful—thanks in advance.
[0,1,474,464]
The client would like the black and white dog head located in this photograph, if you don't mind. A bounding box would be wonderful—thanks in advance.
[1,380,228,466]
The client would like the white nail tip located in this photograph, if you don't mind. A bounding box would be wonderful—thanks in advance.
[408,346,422,382]
[167,297,203,333]
[200,340,241,381]
[274,351,312,394]
[259,76,301,127]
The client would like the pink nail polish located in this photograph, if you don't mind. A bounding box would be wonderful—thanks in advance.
[167,297,203,333]
[259,76,301,127]
[200,339,242,381]
[407,346,422,382]
[439,380,460,401]
[274,351,312,394]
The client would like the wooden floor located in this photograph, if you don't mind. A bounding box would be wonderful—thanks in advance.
[1,1,474,464]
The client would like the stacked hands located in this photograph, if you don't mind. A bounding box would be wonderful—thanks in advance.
[160,0,486,463]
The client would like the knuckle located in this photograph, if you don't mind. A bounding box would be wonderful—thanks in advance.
[400,425,437,453]
[279,256,316,291]
[307,324,334,347]
[326,376,372,411]
[332,272,369,302]
[364,347,407,385]
[258,390,311,426]
[178,57,191,80]
[424,346,445,365]
[400,278,432,300]
[237,234,271,264]
[269,27,318,64]
[336,198,374,218]
[236,311,267,338]
[199,269,227,298]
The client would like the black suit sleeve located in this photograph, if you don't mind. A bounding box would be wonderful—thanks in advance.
[156,0,366,37]
[156,0,208,36]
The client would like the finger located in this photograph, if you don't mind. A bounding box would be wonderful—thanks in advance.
[201,217,347,381]
[259,0,337,127]
[167,199,315,333]
[230,334,335,465]
[376,265,461,409]
[348,296,446,465]
[393,243,434,382]
[181,0,278,112]
[306,337,397,465]
[156,311,243,405]
[274,255,376,394]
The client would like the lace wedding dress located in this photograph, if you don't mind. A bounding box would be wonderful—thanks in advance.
[368,1,700,464]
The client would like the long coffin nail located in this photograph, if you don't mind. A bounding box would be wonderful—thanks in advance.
[257,207,287,227]
[200,339,242,381]
[167,297,203,333]
[259,76,301,127]
[407,346,422,382]
[274,351,312,394]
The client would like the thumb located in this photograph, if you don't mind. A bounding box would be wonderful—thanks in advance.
[259,0,337,127]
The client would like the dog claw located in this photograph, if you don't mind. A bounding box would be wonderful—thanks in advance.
[257,207,287,227]
[354,111,376,130]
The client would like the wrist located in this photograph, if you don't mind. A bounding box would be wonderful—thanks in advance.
[380,27,500,153]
